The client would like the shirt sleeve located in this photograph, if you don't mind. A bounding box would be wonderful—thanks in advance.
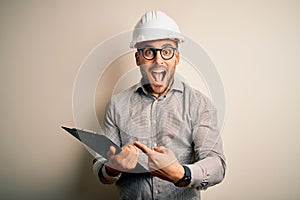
[187,94,226,190]
[92,100,122,184]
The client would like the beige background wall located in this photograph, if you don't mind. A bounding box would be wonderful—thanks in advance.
[1,0,299,199]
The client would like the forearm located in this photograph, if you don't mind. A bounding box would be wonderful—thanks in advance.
[190,100,226,189]
[186,154,226,190]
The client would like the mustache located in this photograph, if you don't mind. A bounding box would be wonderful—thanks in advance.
[139,63,167,71]
[149,64,167,71]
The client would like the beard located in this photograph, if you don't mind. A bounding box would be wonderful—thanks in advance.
[140,64,176,97]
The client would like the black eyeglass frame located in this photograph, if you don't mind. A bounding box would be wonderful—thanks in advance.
[137,47,177,60]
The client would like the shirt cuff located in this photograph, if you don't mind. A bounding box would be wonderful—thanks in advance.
[101,163,121,182]
[93,157,121,184]
[186,164,208,190]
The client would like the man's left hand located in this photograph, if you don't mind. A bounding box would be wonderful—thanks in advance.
[134,141,184,183]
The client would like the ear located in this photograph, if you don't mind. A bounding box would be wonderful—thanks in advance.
[175,51,180,65]
[135,52,140,66]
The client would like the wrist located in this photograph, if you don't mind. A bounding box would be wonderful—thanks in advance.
[105,164,122,177]
[174,165,192,187]
[173,164,185,183]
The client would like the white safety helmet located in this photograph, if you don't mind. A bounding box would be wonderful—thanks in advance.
[130,10,184,48]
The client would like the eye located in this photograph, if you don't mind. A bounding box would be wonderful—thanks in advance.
[162,48,172,56]
[144,48,154,56]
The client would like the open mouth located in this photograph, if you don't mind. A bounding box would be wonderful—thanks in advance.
[151,69,166,83]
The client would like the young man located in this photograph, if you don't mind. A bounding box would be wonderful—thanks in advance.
[93,10,226,199]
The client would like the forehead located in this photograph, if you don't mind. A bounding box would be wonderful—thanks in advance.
[136,39,177,48]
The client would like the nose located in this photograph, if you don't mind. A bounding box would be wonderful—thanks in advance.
[154,50,164,64]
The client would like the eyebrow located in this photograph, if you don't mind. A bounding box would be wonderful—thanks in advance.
[140,43,176,48]
[162,44,175,48]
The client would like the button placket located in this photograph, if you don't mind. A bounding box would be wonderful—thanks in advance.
[150,100,158,149]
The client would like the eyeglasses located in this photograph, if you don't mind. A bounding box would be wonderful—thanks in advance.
[138,47,177,60]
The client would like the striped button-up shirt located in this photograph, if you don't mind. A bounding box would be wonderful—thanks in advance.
[93,78,226,200]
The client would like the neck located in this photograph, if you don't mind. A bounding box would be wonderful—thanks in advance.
[142,79,174,99]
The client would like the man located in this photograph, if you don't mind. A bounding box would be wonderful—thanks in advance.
[93,10,226,199]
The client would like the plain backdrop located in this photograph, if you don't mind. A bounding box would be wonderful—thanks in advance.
[0,0,299,200]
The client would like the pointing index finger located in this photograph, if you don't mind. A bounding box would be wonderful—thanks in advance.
[133,141,152,154]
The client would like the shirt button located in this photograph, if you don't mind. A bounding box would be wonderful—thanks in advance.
[155,189,160,194]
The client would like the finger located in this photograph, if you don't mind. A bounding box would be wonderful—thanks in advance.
[153,146,168,153]
[121,145,138,156]
[133,141,152,154]
[119,147,133,160]
[133,145,140,154]
[119,145,137,161]
[128,145,140,155]
[117,145,139,171]
[107,145,116,158]
[126,144,135,152]
[122,144,132,151]
[109,145,117,155]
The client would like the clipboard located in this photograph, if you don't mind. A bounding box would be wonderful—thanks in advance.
[61,126,147,172]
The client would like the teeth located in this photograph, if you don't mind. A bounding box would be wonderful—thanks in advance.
[153,69,164,73]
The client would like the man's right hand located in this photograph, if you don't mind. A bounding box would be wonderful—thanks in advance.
[105,144,140,176]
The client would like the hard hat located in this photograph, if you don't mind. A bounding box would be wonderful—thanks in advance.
[130,10,184,48]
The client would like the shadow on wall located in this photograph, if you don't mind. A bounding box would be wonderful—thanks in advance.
[67,52,138,200]
[73,150,119,200]
[69,53,137,200]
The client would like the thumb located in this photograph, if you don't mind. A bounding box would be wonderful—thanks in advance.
[153,146,168,153]
[107,145,116,158]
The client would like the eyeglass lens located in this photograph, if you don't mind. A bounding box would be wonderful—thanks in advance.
[140,47,176,60]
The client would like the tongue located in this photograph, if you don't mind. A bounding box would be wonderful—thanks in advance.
[152,72,163,82]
